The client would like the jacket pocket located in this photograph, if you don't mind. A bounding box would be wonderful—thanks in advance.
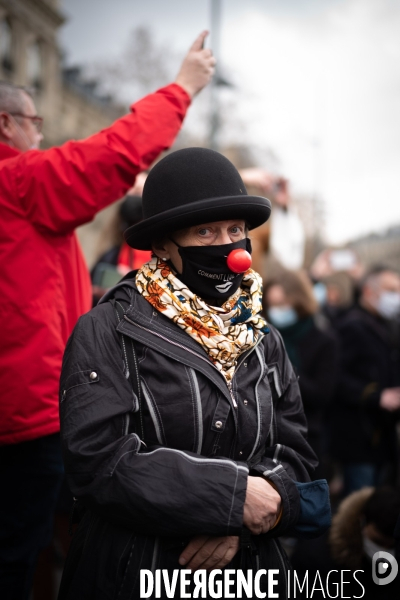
[61,369,100,402]
[289,479,331,538]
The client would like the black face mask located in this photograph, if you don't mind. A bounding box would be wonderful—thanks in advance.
[172,238,252,301]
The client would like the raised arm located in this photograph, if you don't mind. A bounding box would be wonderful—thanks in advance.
[1,32,215,235]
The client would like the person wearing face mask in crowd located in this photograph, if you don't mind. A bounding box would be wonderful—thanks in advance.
[330,266,400,497]
[57,148,329,600]
[312,272,356,327]
[263,270,339,480]
[0,33,216,600]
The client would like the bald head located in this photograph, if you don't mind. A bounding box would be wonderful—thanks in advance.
[0,82,32,113]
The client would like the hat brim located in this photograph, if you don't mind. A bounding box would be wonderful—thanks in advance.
[124,195,271,250]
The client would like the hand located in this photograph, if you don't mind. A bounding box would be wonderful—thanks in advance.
[380,388,400,412]
[175,31,216,98]
[179,534,239,571]
[243,476,281,535]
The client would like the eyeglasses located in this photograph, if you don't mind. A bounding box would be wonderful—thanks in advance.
[8,113,44,133]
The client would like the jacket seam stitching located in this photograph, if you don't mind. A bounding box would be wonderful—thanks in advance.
[132,446,249,472]
[110,445,140,476]
[63,368,97,389]
[130,339,144,438]
[62,379,98,397]
[247,346,265,461]
[141,380,166,445]
[185,365,198,454]
[119,433,136,451]
[190,368,203,455]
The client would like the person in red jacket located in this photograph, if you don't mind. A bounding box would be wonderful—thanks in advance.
[0,31,215,599]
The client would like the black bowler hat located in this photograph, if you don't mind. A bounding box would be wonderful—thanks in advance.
[124,147,271,250]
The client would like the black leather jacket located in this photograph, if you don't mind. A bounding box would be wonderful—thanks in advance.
[59,278,317,599]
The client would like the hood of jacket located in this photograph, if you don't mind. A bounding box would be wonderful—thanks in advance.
[329,487,374,569]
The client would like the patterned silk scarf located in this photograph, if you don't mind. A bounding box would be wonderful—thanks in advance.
[136,257,269,384]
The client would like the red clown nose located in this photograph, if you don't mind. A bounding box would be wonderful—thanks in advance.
[227,249,252,273]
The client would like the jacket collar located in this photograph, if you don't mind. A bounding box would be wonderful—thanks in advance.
[125,284,216,361]
[98,275,211,359]
[0,142,21,161]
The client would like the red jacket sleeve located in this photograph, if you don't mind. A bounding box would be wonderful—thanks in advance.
[10,84,190,234]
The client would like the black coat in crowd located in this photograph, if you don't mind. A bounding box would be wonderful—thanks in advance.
[331,306,400,466]
[58,278,319,600]
[279,316,339,464]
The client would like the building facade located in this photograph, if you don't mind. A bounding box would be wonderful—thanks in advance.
[349,225,400,272]
[0,0,124,145]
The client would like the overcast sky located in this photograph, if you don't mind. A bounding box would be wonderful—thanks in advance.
[60,0,400,244]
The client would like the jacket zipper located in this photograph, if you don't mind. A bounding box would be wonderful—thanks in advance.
[123,315,238,409]
[234,333,265,376]
[269,405,275,449]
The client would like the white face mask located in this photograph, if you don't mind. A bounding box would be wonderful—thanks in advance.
[313,282,327,307]
[362,533,395,560]
[268,306,298,329]
[377,291,400,320]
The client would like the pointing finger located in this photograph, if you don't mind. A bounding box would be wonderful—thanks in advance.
[190,30,209,52]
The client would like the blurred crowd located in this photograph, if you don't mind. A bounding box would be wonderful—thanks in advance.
[244,168,400,597]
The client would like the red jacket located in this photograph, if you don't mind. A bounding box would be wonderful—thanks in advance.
[0,84,190,445]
